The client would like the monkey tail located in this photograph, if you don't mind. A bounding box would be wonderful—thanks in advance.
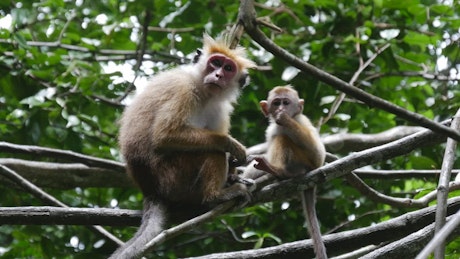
[109,197,166,259]
[302,188,328,259]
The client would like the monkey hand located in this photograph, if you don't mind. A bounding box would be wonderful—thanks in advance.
[226,136,247,166]
[208,183,253,208]
[274,110,289,126]
[253,157,275,175]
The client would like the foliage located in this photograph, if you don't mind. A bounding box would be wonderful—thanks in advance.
[0,0,459,258]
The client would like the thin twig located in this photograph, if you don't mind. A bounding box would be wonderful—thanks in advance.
[322,43,391,125]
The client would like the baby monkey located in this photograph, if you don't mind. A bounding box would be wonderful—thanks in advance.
[244,85,327,258]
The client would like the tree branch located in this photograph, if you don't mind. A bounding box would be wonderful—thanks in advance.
[139,201,238,257]
[0,158,131,189]
[0,165,124,245]
[0,141,125,171]
[346,173,460,208]
[247,126,426,155]
[184,197,460,259]
[417,209,460,259]
[238,0,460,141]
[361,215,460,259]
[322,126,425,153]
[434,108,460,257]
[0,206,140,226]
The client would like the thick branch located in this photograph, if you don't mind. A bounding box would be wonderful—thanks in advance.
[0,141,125,171]
[238,0,460,141]
[322,126,425,153]
[0,158,131,189]
[0,164,124,245]
[362,215,460,259]
[184,197,460,259]
[247,126,425,155]
[0,206,140,226]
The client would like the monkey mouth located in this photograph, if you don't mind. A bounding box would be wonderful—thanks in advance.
[207,83,223,89]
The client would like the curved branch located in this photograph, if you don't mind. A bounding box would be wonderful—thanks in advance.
[346,173,460,208]
[0,158,131,189]
[0,141,125,172]
[238,0,460,141]
[322,126,425,153]
[247,126,425,155]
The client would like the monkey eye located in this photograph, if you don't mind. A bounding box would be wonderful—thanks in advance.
[211,59,222,67]
[224,64,234,72]
[273,100,281,106]
[283,100,290,105]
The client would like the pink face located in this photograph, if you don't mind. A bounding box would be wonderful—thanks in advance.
[203,54,238,89]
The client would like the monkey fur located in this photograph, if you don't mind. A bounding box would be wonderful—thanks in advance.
[244,85,328,258]
[111,34,255,258]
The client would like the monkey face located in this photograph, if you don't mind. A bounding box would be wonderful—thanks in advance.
[203,54,239,90]
[260,86,305,118]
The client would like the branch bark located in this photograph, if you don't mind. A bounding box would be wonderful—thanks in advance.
[184,197,460,259]
[0,158,131,189]
[0,141,125,171]
[359,217,454,259]
[0,206,140,226]
[433,108,460,257]
[0,164,124,245]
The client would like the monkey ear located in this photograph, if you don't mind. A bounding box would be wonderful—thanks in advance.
[192,48,202,63]
[298,99,305,112]
[238,73,250,88]
[260,100,269,117]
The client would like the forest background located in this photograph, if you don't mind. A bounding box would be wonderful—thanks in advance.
[0,0,459,258]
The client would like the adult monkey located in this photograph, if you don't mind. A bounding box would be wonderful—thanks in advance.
[111,34,256,258]
[244,85,327,258]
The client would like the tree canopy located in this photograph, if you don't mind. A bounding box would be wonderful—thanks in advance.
[0,0,459,258]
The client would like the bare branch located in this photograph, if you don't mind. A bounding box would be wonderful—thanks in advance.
[434,108,460,257]
[0,141,125,171]
[322,126,425,153]
[362,214,460,259]
[0,206,140,226]
[0,158,131,189]
[417,210,460,259]
[346,173,460,208]
[248,126,426,155]
[354,169,460,179]
[139,201,237,257]
[183,197,460,259]
[0,165,124,245]
[322,43,390,125]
